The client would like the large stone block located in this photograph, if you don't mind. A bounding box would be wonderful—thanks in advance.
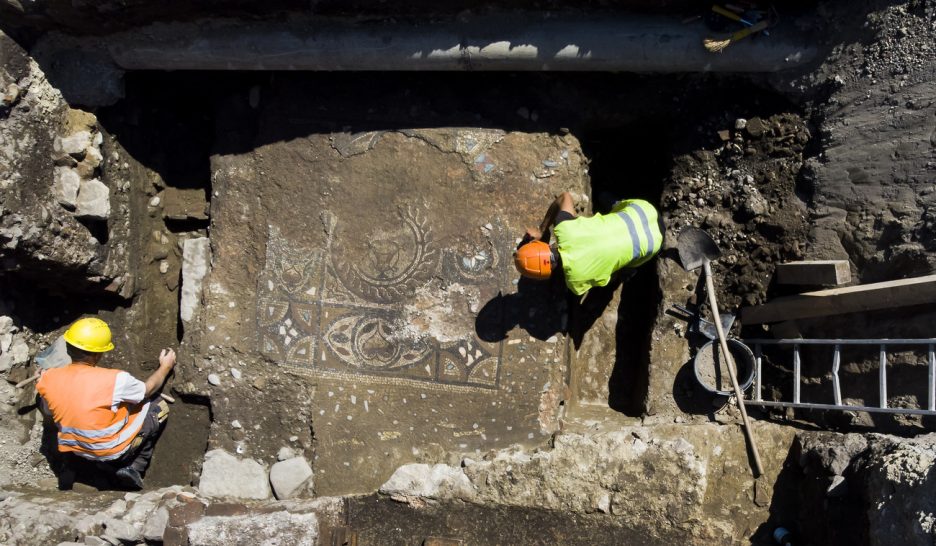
[198,449,271,500]
[203,109,589,495]
[186,511,319,546]
[269,457,313,500]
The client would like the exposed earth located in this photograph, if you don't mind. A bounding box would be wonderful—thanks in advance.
[1,0,936,545]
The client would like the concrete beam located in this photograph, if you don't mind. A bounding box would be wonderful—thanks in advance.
[108,16,816,73]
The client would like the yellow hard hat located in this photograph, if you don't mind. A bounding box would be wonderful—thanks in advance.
[63,317,114,352]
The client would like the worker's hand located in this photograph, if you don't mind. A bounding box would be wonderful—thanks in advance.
[158,348,176,372]
[525,227,543,241]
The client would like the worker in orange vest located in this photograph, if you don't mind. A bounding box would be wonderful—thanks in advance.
[36,317,175,490]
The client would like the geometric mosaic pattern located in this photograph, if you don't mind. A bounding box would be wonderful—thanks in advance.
[258,207,505,390]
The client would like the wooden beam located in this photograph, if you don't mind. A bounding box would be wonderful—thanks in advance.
[742,274,936,324]
[775,260,851,286]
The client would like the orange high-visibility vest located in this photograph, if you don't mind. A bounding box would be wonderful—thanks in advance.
[36,363,145,461]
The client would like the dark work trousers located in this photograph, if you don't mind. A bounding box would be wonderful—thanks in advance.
[115,398,169,473]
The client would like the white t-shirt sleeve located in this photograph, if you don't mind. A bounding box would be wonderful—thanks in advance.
[112,371,146,411]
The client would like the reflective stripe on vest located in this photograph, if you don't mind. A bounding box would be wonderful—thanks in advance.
[616,202,657,265]
[58,417,143,451]
[554,199,663,296]
[59,415,129,439]
[36,364,145,460]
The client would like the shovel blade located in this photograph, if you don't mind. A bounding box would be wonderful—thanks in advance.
[677,227,722,271]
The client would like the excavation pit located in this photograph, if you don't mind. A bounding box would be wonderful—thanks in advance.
[68,70,811,492]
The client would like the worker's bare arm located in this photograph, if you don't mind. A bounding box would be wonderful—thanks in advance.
[527,192,575,241]
[143,349,176,399]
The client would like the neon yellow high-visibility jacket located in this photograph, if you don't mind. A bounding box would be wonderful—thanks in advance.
[554,199,663,296]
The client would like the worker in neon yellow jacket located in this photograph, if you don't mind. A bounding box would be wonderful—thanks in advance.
[515,192,663,295]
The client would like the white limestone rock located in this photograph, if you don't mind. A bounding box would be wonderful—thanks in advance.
[75,179,110,221]
[102,517,141,543]
[85,144,104,169]
[269,457,313,500]
[0,316,13,335]
[181,237,211,323]
[142,506,169,542]
[54,131,92,157]
[0,353,12,373]
[53,166,80,209]
[10,337,28,365]
[380,463,475,500]
[187,511,319,546]
[198,449,271,500]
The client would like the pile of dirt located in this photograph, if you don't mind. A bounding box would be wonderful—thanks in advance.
[662,112,812,310]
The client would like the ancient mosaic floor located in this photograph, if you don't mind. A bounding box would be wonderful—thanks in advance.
[205,115,589,493]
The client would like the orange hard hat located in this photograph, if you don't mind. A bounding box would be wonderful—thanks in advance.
[514,240,553,280]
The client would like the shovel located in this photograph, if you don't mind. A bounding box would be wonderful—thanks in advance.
[677,227,763,477]
[14,336,70,388]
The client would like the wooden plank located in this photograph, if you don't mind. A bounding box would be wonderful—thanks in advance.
[742,274,936,324]
[775,260,851,286]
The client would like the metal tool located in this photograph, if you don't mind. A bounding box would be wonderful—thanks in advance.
[678,227,763,477]
[671,304,736,341]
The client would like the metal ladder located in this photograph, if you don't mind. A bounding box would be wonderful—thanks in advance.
[743,338,936,416]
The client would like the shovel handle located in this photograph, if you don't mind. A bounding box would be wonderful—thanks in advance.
[15,373,40,389]
[704,261,764,477]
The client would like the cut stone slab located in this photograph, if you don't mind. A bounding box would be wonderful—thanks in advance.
[75,178,110,220]
[776,260,851,286]
[269,456,313,499]
[198,449,271,500]
[181,237,211,323]
[53,166,80,209]
[186,511,319,546]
